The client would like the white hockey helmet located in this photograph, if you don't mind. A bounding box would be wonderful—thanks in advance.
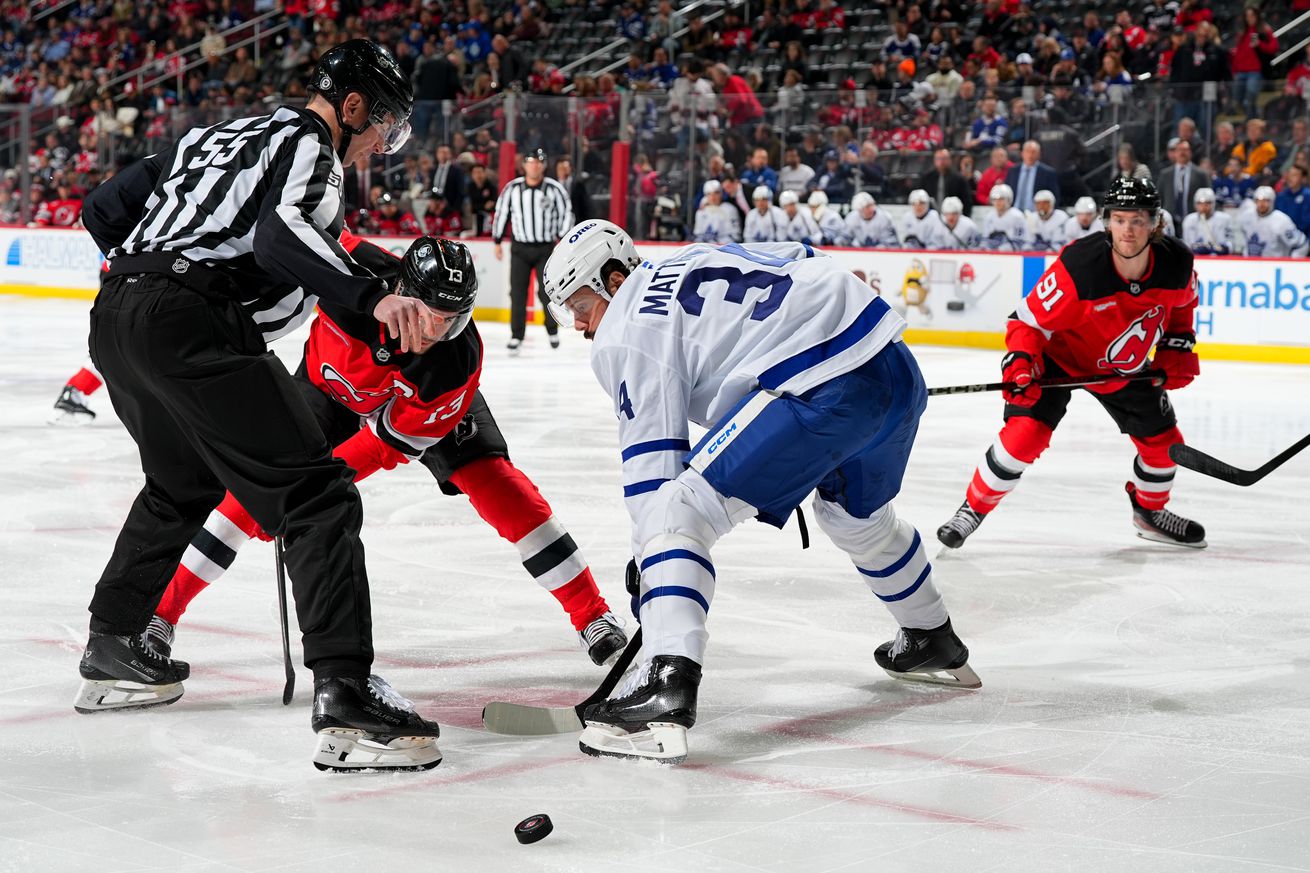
[990,184,1014,204]
[808,189,829,208]
[1254,185,1276,202]
[1074,196,1097,215]
[941,196,964,215]
[703,179,722,196]
[778,189,800,207]
[752,185,773,202]
[851,191,875,211]
[1193,187,1216,206]
[543,220,642,326]
[908,188,931,205]
[1033,189,1056,205]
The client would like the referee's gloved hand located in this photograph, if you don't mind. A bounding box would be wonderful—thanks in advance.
[374,294,436,354]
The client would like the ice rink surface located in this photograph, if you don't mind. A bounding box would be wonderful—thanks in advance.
[2,296,1308,873]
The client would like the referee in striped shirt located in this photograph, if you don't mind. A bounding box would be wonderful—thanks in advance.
[492,149,574,353]
[73,40,442,738]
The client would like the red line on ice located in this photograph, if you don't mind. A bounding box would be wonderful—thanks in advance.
[324,755,577,803]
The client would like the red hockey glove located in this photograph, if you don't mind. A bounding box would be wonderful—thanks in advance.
[1001,351,1041,408]
[1153,333,1200,390]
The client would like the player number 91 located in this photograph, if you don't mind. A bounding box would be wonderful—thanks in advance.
[1034,273,1064,312]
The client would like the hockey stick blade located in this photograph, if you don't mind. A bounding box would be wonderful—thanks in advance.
[274,537,295,705]
[1169,432,1310,487]
[928,369,1164,397]
[482,627,643,736]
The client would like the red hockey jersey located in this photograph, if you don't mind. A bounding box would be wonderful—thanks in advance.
[1007,233,1197,394]
[302,231,482,457]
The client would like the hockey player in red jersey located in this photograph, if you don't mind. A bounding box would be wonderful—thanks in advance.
[144,232,628,666]
[937,177,1206,549]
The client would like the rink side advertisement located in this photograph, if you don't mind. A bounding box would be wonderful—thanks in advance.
[1,227,1306,364]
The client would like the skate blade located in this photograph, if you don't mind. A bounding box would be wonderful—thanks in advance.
[312,728,443,773]
[578,721,688,765]
[48,409,95,427]
[881,662,982,690]
[73,678,183,713]
[1134,527,1207,549]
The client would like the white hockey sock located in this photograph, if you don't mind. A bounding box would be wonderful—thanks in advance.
[813,497,949,630]
[637,533,716,664]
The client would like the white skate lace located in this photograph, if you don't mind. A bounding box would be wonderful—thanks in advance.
[1150,508,1190,538]
[580,611,624,647]
[367,675,416,713]
[610,659,654,700]
[889,630,911,659]
[944,504,982,535]
[145,616,174,648]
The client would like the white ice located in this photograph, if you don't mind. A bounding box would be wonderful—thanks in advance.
[2,296,1308,873]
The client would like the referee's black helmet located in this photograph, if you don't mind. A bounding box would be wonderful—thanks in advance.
[310,39,414,155]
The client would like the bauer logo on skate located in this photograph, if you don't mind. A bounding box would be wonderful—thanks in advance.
[1097,305,1166,373]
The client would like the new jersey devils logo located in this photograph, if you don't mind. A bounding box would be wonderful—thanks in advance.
[1097,305,1166,373]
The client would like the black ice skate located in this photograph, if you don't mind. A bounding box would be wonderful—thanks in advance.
[1126,483,1207,549]
[579,611,628,666]
[937,501,984,549]
[875,619,982,689]
[142,615,175,658]
[579,655,701,764]
[74,631,190,713]
[311,674,442,772]
[50,385,95,425]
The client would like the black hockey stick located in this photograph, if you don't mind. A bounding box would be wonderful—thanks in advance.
[1169,432,1310,487]
[482,626,643,736]
[928,369,1165,397]
[274,537,295,705]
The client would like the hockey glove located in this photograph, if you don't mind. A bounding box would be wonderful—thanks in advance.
[1001,351,1041,408]
[1154,333,1200,390]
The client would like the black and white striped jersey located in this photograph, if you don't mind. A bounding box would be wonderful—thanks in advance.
[85,106,388,340]
[491,177,574,244]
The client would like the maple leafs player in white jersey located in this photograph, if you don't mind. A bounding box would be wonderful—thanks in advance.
[982,184,1029,250]
[929,196,982,249]
[541,221,980,764]
[807,190,847,245]
[1064,196,1104,242]
[692,180,741,244]
[1239,186,1310,257]
[844,192,900,248]
[1027,190,1068,252]
[780,189,821,244]
[744,186,789,242]
[1181,188,1237,255]
[900,189,943,249]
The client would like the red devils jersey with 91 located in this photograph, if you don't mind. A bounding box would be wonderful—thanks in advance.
[303,231,482,457]
[1007,233,1197,394]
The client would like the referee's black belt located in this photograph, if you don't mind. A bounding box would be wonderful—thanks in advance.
[107,253,239,299]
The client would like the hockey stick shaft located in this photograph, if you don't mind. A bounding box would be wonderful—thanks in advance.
[928,370,1165,397]
[574,625,642,721]
[274,537,295,705]
[1169,432,1310,486]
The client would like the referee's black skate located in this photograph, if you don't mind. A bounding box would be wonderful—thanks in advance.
[875,619,981,689]
[1126,483,1207,549]
[937,501,984,549]
[579,655,701,764]
[74,631,190,713]
[311,675,442,772]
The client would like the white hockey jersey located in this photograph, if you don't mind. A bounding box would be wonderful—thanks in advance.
[844,209,900,248]
[1237,208,1309,257]
[900,209,943,249]
[927,215,981,250]
[693,202,741,244]
[1026,210,1068,252]
[813,207,847,246]
[1181,211,1237,255]
[743,205,790,243]
[982,208,1029,251]
[1063,215,1104,242]
[786,208,822,245]
[590,242,906,551]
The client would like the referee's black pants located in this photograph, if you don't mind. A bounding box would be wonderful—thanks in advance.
[87,272,373,680]
[508,241,558,340]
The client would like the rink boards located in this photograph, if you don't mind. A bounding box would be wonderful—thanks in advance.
[2,226,1307,364]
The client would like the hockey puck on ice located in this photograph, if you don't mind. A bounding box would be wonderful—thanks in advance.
[946,300,965,311]
[515,813,553,844]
